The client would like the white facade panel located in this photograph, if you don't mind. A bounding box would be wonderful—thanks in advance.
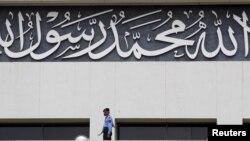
[40,63,90,118]
[0,63,40,118]
[0,62,247,121]
[243,62,250,119]
[115,62,166,119]
[165,62,217,119]
[0,62,249,139]
[216,62,243,125]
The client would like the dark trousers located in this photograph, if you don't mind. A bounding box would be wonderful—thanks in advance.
[103,127,112,140]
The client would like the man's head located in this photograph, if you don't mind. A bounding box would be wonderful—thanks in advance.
[103,108,110,116]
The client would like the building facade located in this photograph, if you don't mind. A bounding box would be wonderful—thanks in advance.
[0,0,250,140]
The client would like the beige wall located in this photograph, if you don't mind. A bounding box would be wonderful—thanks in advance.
[0,62,249,140]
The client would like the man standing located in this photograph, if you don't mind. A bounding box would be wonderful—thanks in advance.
[99,108,114,140]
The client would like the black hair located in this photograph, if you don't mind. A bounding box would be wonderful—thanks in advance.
[103,108,110,112]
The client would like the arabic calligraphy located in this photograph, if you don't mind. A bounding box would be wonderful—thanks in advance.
[0,6,249,61]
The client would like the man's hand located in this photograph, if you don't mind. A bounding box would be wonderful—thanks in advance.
[98,129,104,136]
[98,131,103,136]
[107,134,110,138]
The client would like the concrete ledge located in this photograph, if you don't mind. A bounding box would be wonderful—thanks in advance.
[116,118,216,123]
[0,118,89,123]
[0,0,249,5]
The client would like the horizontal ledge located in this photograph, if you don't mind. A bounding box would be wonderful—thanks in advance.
[0,118,89,124]
[0,1,250,6]
[115,118,217,124]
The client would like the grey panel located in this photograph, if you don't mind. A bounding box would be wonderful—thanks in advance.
[43,124,89,140]
[118,123,211,140]
[0,125,43,140]
[167,126,192,140]
[191,127,208,140]
[118,124,167,140]
[0,124,89,140]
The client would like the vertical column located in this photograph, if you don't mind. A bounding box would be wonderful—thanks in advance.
[0,63,40,118]
[115,62,166,119]
[165,62,217,119]
[243,62,250,119]
[90,62,116,140]
[216,62,243,125]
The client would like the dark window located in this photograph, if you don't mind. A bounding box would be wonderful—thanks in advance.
[191,127,208,140]
[0,123,89,140]
[118,124,167,140]
[118,123,210,140]
[0,125,43,140]
[43,124,89,140]
[167,126,192,140]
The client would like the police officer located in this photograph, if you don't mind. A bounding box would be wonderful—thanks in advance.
[98,108,114,140]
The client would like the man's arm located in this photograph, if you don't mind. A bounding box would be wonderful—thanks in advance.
[107,117,112,135]
[108,120,112,134]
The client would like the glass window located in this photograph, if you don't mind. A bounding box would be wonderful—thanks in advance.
[118,124,167,140]
[167,126,192,140]
[43,124,89,140]
[0,123,89,140]
[191,127,208,140]
[118,123,209,140]
[0,125,43,140]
